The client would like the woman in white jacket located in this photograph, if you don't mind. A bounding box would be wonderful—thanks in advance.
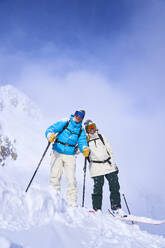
[84,120,127,217]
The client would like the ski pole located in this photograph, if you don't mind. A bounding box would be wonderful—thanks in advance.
[82,158,87,207]
[122,193,134,224]
[25,142,51,192]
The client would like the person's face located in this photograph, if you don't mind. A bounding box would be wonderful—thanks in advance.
[89,128,96,134]
[74,115,83,123]
[87,123,96,134]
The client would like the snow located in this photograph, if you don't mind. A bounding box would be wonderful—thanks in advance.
[0,177,165,248]
[0,84,165,248]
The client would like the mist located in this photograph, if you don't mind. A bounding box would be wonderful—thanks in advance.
[0,0,165,235]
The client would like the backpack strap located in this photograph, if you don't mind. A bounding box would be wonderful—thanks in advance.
[66,125,82,138]
[62,120,70,132]
[98,133,111,157]
[87,133,105,145]
[98,134,105,145]
[87,134,111,164]
[56,120,83,148]
[56,120,70,137]
[88,134,105,145]
[78,128,83,138]
[74,127,83,152]
[55,120,69,143]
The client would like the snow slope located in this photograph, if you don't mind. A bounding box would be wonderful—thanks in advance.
[0,85,165,248]
[0,177,165,248]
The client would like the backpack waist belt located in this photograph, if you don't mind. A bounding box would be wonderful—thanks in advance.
[91,156,111,164]
[56,140,75,147]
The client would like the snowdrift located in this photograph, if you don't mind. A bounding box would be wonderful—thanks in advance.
[0,177,165,248]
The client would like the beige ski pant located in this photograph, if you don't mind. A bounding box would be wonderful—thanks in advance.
[50,151,77,205]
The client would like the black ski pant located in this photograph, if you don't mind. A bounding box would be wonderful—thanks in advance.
[92,171,121,211]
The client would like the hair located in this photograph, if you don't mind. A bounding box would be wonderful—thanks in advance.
[80,110,85,116]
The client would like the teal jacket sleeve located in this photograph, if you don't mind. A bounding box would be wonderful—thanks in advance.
[78,128,88,153]
[45,120,68,138]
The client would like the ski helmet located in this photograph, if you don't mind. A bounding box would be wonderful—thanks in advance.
[84,119,96,133]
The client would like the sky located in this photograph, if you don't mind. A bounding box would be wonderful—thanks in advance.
[0,0,165,234]
[0,0,165,113]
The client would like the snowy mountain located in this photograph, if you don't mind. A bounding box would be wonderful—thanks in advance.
[0,84,47,171]
[0,84,42,121]
[0,84,165,248]
[0,134,17,167]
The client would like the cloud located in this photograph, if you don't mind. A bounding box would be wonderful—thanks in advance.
[108,0,165,110]
[0,0,165,234]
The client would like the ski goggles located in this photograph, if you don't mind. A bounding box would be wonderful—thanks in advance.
[86,123,96,132]
[74,111,85,119]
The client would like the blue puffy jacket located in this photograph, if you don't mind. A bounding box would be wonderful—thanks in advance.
[45,115,88,155]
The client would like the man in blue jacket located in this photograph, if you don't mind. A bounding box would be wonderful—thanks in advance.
[45,110,89,206]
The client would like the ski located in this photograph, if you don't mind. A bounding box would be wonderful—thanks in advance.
[108,210,165,225]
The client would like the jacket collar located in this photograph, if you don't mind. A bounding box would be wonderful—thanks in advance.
[88,131,99,140]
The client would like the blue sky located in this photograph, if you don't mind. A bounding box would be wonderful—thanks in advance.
[0,0,142,52]
[0,0,153,70]
[0,0,164,103]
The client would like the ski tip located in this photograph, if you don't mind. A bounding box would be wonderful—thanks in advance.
[89,209,95,214]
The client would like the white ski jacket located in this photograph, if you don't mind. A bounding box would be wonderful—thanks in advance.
[87,132,118,178]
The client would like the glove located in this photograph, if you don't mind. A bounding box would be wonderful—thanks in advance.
[48,133,56,143]
[83,147,90,157]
